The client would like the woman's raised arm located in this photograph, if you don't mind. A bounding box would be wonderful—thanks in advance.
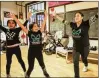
[10,13,28,34]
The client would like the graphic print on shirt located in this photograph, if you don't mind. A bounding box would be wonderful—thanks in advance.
[72,29,81,38]
[31,34,41,44]
[6,31,16,40]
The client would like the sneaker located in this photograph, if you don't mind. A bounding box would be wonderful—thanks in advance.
[43,68,50,78]
[82,66,88,72]
[25,75,29,78]
[25,73,29,78]
[0,51,4,55]
[7,74,11,78]
[24,71,26,76]
[44,71,50,78]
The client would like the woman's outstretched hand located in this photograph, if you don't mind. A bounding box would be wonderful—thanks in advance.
[10,13,16,20]
[44,10,48,20]
[27,12,32,20]
[44,10,47,16]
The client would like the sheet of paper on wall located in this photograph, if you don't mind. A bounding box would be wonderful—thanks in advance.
[3,17,12,27]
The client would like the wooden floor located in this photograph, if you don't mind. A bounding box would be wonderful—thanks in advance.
[1,46,98,77]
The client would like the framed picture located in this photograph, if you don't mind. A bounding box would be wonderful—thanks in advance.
[4,11,10,18]
[3,11,12,26]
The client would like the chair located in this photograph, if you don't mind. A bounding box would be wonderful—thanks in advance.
[56,36,73,63]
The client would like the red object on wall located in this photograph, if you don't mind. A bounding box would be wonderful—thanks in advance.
[51,8,54,12]
[48,1,72,7]
[21,33,26,39]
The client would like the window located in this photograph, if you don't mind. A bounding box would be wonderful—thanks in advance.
[37,13,44,27]
[28,2,45,27]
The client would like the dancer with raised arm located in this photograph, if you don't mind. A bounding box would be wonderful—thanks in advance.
[0,12,32,77]
[10,10,50,78]
[54,11,98,78]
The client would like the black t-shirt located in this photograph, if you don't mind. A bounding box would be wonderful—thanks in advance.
[70,20,90,47]
[27,30,42,49]
[63,20,90,49]
[0,20,28,46]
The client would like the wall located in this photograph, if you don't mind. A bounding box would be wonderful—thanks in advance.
[66,2,98,12]
[1,1,29,23]
[1,2,18,25]
[50,2,98,13]
[0,2,1,20]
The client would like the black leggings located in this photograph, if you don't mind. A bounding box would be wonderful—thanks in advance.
[73,46,90,78]
[6,46,26,75]
[26,46,45,76]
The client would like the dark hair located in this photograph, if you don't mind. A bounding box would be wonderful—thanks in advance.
[7,20,17,26]
[29,22,39,30]
[19,14,23,16]
[75,12,84,17]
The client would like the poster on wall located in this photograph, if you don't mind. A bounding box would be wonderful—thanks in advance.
[4,11,10,18]
[3,11,12,26]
